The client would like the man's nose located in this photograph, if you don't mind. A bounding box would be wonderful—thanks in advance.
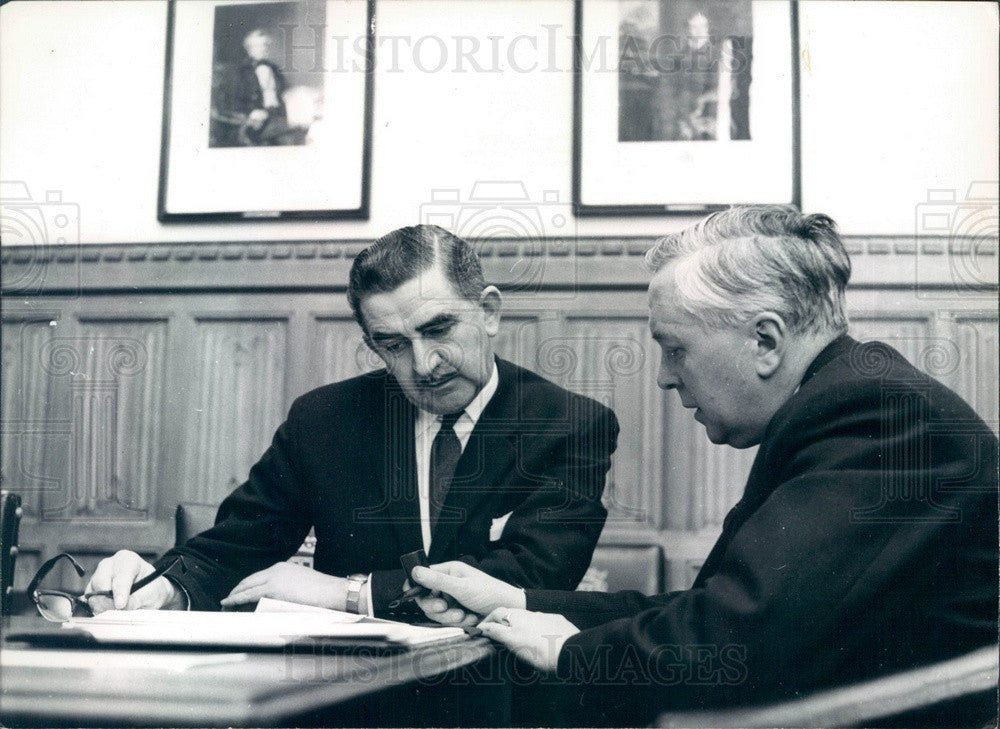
[411,339,443,377]
[657,365,679,391]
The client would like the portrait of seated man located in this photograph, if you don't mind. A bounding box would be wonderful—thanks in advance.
[411,206,999,727]
[210,28,309,147]
[84,225,619,619]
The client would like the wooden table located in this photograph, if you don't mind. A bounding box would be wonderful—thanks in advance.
[0,618,505,727]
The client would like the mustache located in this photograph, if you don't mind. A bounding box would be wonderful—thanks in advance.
[417,371,457,387]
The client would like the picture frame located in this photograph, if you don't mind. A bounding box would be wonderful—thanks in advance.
[158,0,375,222]
[573,0,800,216]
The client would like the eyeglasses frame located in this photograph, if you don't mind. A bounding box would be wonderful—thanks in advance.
[28,552,186,620]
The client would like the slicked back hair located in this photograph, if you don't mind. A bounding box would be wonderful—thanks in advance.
[348,225,487,333]
[645,205,851,336]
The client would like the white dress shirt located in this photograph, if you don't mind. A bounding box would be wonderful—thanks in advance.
[413,362,500,553]
[362,361,500,613]
[254,63,280,109]
[176,364,501,616]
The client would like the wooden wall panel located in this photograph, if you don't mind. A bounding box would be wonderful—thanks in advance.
[1,316,58,514]
[848,312,937,374]
[663,408,757,531]
[546,315,662,528]
[1,238,995,596]
[36,319,167,522]
[181,318,287,506]
[953,314,999,429]
[845,309,999,422]
[312,315,380,387]
[495,314,541,371]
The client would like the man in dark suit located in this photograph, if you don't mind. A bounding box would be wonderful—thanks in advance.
[215,28,302,147]
[412,206,998,726]
[86,225,618,617]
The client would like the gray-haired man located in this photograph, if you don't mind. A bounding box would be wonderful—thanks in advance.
[413,206,999,726]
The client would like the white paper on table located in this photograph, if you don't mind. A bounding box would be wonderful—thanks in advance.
[253,597,365,621]
[65,609,466,648]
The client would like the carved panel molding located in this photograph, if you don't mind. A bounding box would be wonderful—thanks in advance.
[2,236,995,295]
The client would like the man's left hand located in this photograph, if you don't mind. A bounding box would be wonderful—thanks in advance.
[477,608,580,673]
[220,562,350,610]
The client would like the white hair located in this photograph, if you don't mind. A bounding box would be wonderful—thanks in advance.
[242,29,270,48]
[645,205,851,335]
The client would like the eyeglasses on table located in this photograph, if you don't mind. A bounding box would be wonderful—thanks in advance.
[27,552,186,622]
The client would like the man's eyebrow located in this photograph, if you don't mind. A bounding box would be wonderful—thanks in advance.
[415,314,456,335]
[369,330,402,343]
[649,328,676,344]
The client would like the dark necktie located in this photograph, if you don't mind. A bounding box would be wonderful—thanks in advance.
[429,411,462,531]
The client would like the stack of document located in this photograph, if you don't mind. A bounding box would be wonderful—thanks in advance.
[57,599,467,650]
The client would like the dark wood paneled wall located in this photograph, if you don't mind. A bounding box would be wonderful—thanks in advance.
[2,237,996,593]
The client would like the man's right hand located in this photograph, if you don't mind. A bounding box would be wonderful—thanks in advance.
[85,550,185,613]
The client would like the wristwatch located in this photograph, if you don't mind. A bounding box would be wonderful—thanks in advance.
[345,573,368,614]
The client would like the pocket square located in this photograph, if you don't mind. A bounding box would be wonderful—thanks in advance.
[489,511,513,542]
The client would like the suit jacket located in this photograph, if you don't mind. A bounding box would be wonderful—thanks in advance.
[235,59,287,115]
[159,358,618,617]
[526,336,998,725]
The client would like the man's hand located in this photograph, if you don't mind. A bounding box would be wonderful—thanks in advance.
[85,550,184,613]
[247,108,269,129]
[412,585,479,628]
[220,562,351,611]
[478,608,579,673]
[410,562,525,624]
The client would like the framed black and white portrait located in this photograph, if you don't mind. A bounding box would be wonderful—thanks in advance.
[158,0,374,221]
[574,0,799,215]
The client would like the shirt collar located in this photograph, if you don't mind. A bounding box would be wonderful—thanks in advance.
[415,359,500,434]
[463,359,499,426]
[800,334,855,388]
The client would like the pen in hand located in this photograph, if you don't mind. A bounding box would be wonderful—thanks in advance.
[387,548,431,609]
[387,584,429,609]
[85,555,187,605]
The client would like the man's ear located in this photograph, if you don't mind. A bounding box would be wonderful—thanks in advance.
[479,286,503,336]
[751,312,787,378]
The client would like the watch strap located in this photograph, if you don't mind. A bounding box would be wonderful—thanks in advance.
[345,573,368,614]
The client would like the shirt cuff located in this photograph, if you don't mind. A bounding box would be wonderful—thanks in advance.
[363,573,374,617]
[164,575,191,611]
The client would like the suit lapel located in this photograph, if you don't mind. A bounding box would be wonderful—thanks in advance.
[693,338,857,587]
[693,460,767,587]
[428,362,518,562]
[374,378,423,554]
